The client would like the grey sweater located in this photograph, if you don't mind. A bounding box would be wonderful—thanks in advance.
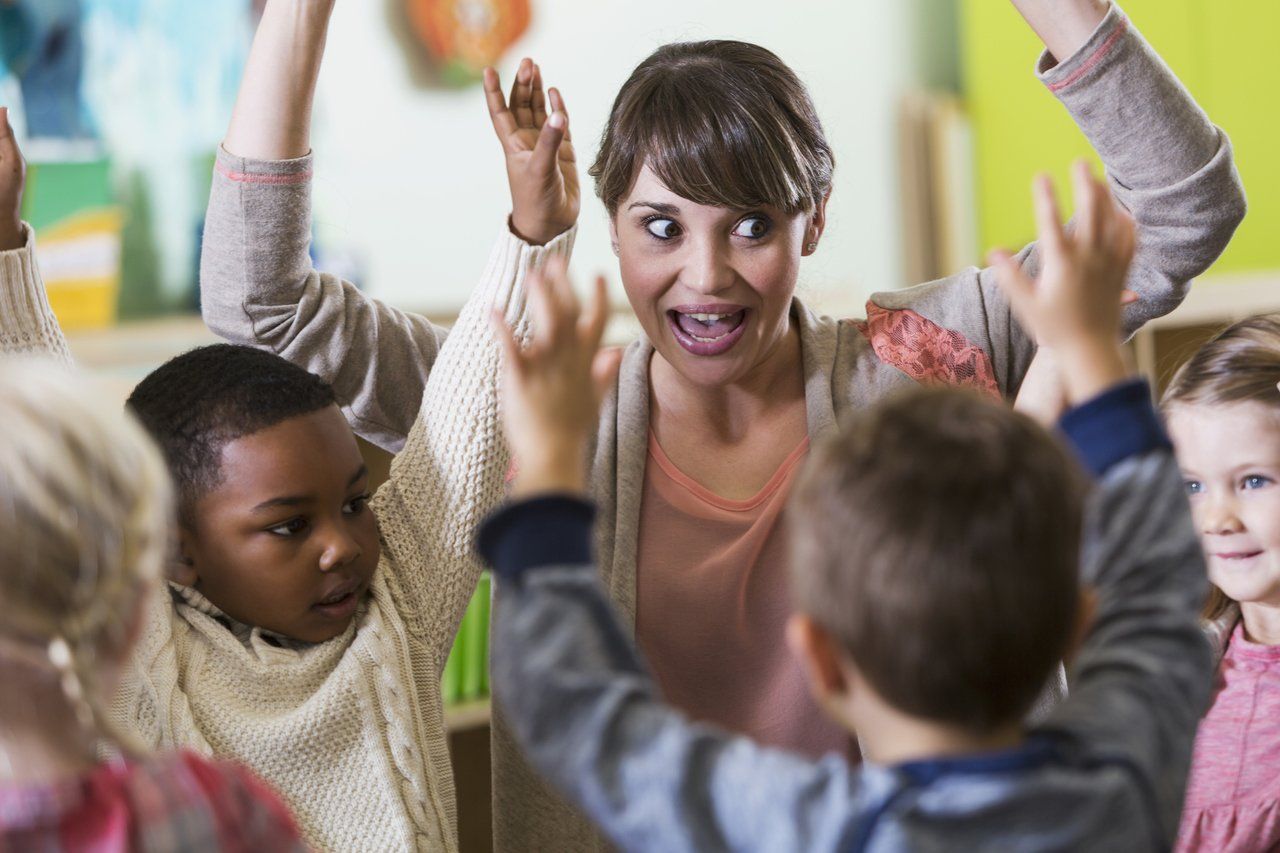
[199,6,1245,849]
[479,381,1213,853]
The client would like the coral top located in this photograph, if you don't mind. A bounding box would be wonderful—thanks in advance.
[1177,622,1280,852]
[635,431,856,760]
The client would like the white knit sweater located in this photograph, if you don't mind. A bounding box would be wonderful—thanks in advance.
[0,221,567,852]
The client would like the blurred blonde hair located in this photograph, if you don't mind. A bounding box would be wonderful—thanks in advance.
[0,358,172,755]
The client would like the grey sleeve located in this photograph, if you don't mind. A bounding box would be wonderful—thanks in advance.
[1043,450,1212,842]
[871,4,1246,399]
[492,566,865,853]
[199,147,448,452]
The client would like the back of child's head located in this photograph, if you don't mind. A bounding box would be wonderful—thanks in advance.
[790,386,1088,732]
[590,39,834,216]
[1161,313,1280,620]
[0,359,171,752]
[126,343,336,523]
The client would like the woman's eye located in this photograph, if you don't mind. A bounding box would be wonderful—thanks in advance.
[1184,480,1204,496]
[1242,475,1272,491]
[344,494,370,515]
[732,216,769,239]
[644,218,681,240]
[267,518,309,537]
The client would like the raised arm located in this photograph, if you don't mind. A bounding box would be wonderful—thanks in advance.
[476,268,863,851]
[993,168,1212,847]
[868,2,1245,398]
[202,0,580,452]
[0,107,72,364]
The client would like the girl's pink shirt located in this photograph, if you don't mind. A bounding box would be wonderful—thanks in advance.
[634,431,856,761]
[1177,621,1280,852]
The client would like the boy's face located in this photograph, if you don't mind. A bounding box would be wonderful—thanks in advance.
[180,405,381,644]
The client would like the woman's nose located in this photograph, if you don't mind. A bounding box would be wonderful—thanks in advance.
[684,239,735,295]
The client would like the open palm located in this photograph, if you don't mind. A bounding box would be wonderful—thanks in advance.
[484,59,580,246]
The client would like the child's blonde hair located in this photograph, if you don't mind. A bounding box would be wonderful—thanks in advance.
[1162,313,1280,620]
[0,359,172,755]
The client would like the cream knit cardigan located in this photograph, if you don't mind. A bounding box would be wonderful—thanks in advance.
[0,217,568,852]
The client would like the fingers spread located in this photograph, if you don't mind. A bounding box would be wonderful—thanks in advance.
[531,64,548,127]
[1032,174,1066,254]
[580,275,611,349]
[483,68,519,144]
[988,248,1037,322]
[530,114,566,176]
[548,88,573,144]
[1071,159,1102,246]
[510,58,535,129]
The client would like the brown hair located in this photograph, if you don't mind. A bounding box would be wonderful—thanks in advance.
[1161,313,1280,621]
[589,40,834,216]
[789,386,1088,732]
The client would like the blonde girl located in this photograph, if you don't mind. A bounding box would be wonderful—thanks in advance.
[1164,316,1280,853]
[0,359,304,850]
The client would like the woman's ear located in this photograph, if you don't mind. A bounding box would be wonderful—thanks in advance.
[803,192,831,256]
[608,217,620,256]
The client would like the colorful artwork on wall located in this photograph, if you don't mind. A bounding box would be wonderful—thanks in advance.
[0,0,94,139]
[405,0,530,85]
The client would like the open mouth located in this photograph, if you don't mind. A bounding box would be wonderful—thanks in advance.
[313,579,362,619]
[667,306,748,356]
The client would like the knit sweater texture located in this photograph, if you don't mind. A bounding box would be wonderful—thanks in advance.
[1,205,572,851]
[198,7,1246,850]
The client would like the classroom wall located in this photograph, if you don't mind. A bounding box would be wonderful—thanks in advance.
[309,0,975,317]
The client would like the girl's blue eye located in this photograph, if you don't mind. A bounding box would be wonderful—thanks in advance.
[732,216,769,239]
[645,218,681,240]
[1184,480,1204,496]
[268,518,309,537]
[1243,475,1272,491]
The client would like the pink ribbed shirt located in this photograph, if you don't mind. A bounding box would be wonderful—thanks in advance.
[1177,621,1280,852]
[634,432,856,760]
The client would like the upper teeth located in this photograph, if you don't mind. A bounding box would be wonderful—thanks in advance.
[686,312,731,323]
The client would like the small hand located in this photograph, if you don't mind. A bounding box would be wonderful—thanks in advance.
[490,259,622,498]
[990,160,1135,404]
[484,59,580,246]
[0,108,26,251]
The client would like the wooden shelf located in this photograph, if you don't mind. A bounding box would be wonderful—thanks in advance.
[445,699,491,733]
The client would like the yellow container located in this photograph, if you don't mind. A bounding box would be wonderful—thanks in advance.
[35,207,123,331]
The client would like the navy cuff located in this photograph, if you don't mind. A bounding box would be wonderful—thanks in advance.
[1057,379,1171,477]
[476,495,596,581]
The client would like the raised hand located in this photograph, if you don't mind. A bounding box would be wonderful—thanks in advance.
[0,108,26,252]
[484,59,580,246]
[490,259,621,498]
[990,160,1134,404]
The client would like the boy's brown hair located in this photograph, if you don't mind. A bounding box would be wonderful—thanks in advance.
[589,40,834,216]
[789,386,1088,732]
[1161,313,1280,621]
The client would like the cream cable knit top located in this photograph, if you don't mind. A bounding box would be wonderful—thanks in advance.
[0,218,569,852]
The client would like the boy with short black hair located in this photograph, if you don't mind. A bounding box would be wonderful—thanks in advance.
[479,163,1213,851]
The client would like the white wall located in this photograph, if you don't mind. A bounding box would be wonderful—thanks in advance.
[311,0,923,317]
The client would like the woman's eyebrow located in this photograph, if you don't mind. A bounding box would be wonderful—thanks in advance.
[627,201,680,215]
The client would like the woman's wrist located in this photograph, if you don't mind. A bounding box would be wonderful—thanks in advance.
[1011,0,1109,64]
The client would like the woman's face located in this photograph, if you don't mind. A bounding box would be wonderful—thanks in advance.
[611,165,823,388]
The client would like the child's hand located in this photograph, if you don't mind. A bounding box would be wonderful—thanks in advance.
[0,108,26,251]
[990,160,1134,405]
[484,59,579,246]
[491,259,621,498]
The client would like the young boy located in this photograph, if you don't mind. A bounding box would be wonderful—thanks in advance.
[0,110,515,852]
[480,166,1213,850]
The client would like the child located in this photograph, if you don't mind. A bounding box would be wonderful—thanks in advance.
[0,106,517,853]
[1163,318,1280,852]
[479,165,1213,850]
[0,360,303,849]
[198,3,1244,847]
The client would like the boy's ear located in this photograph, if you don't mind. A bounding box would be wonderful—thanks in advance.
[1064,586,1098,667]
[786,613,850,701]
[170,526,200,587]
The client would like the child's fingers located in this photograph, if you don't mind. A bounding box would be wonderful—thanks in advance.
[1120,289,1138,306]
[530,112,566,178]
[482,68,519,145]
[489,308,526,376]
[531,64,548,128]
[1072,159,1102,246]
[580,275,611,350]
[510,58,535,129]
[1032,175,1066,255]
[988,249,1037,324]
[548,88,573,144]
[591,347,624,406]
[527,269,561,349]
